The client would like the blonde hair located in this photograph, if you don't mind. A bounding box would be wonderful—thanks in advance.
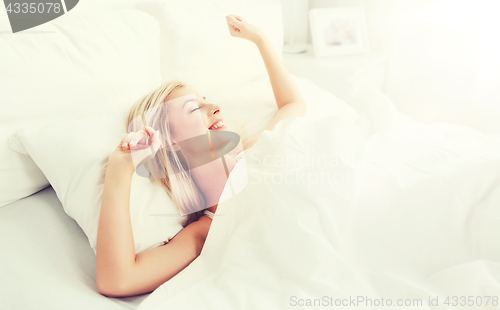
[125,80,206,226]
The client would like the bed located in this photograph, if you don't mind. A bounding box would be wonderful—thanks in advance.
[2,73,500,309]
[0,186,149,309]
[2,1,500,309]
[133,86,500,310]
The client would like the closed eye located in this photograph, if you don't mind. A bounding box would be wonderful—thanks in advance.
[190,106,200,113]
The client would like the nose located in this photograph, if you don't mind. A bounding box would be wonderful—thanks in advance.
[208,103,220,116]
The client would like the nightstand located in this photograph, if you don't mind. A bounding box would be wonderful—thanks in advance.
[283,44,388,103]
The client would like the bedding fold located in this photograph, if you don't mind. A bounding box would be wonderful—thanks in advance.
[137,92,500,310]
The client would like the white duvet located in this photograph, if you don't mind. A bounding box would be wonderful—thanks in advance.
[136,85,500,310]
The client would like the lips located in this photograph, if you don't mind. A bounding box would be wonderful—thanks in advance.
[208,119,226,130]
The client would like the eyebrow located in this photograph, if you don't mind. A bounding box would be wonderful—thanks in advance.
[181,99,197,110]
[181,97,207,109]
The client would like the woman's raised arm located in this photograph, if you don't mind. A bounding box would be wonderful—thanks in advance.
[225,15,307,149]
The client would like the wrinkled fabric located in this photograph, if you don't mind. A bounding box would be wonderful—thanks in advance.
[137,98,500,310]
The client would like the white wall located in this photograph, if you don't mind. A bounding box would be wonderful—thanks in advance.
[280,0,393,55]
[4,0,498,134]
[280,0,310,46]
[385,0,500,134]
[283,0,500,134]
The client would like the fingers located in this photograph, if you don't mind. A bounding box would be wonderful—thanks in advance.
[143,125,156,136]
[141,126,161,148]
[226,22,240,35]
[225,14,248,37]
[131,127,161,149]
[130,134,149,151]
[227,14,245,23]
[225,20,238,32]
[226,15,243,28]
[120,126,161,151]
[120,132,134,149]
[231,14,246,22]
[120,130,146,150]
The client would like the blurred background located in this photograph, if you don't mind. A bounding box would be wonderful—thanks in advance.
[282,0,500,134]
[2,0,499,134]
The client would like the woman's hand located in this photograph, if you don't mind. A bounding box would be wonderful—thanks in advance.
[225,14,264,44]
[106,126,162,175]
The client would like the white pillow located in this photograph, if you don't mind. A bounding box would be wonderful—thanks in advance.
[0,9,162,207]
[9,109,187,255]
[136,0,284,95]
[8,74,359,255]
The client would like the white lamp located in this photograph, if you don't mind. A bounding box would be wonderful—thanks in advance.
[283,0,308,54]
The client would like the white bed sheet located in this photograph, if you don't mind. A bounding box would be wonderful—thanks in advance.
[3,75,500,310]
[135,88,500,309]
[0,186,149,309]
[0,74,359,310]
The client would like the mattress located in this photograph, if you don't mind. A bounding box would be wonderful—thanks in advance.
[0,186,149,309]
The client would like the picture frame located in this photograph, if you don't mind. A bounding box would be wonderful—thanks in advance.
[309,7,370,57]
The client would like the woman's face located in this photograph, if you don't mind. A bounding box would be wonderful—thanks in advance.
[167,86,227,144]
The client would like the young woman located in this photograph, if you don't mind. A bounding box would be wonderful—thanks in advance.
[96,14,306,298]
